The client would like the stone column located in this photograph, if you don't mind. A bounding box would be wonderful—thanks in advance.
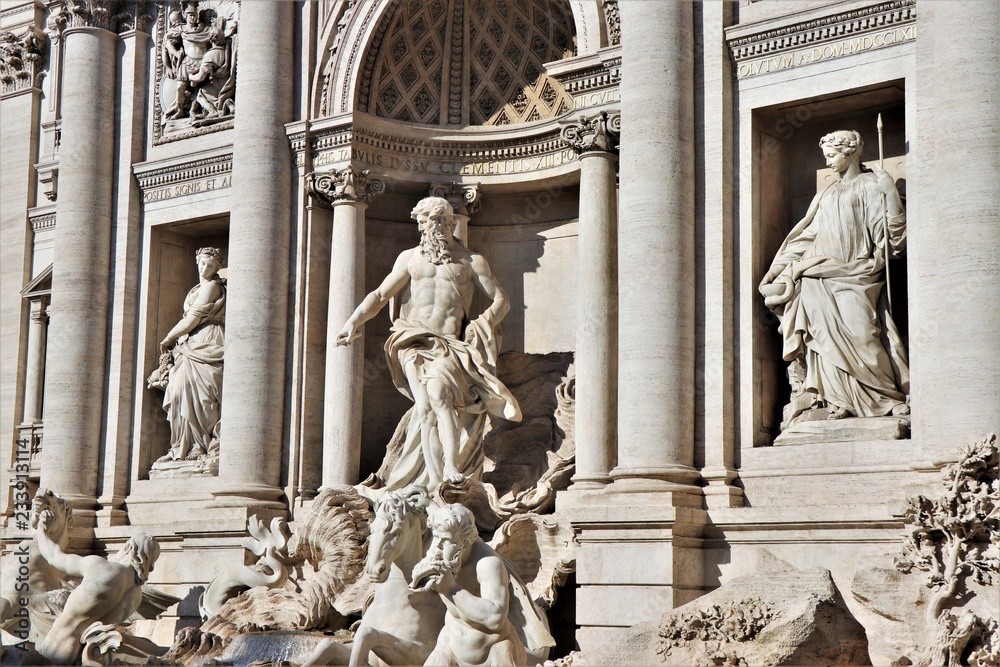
[39,3,119,512]
[429,182,481,248]
[611,0,697,491]
[214,0,294,507]
[561,112,620,487]
[306,167,385,487]
[21,300,49,425]
[911,0,1000,461]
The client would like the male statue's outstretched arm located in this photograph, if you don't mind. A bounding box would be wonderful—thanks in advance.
[336,249,413,346]
[35,511,89,579]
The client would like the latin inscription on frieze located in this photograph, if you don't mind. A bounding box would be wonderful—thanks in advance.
[734,24,916,80]
[143,175,232,203]
[304,147,576,176]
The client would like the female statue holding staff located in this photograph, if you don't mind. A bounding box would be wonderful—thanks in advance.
[760,130,909,426]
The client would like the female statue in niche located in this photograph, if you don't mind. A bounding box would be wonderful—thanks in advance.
[150,247,226,466]
[759,130,909,430]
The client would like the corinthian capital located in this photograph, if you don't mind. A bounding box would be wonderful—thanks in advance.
[429,182,481,217]
[55,0,124,32]
[560,111,621,156]
[114,1,156,34]
[306,166,386,206]
[0,29,46,95]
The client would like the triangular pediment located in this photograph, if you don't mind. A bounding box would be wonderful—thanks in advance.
[21,263,52,298]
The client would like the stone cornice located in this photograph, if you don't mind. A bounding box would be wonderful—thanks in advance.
[727,0,916,79]
[292,113,584,183]
[560,111,620,156]
[29,210,57,232]
[134,152,232,191]
[305,166,386,206]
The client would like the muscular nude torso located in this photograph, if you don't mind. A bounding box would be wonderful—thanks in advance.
[399,247,478,339]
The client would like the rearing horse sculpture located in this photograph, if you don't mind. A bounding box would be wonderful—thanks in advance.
[304,485,445,667]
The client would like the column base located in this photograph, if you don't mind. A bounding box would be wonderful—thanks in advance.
[701,466,744,509]
[211,482,286,510]
[609,464,700,494]
[568,472,613,490]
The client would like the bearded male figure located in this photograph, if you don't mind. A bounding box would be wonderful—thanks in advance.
[336,197,520,491]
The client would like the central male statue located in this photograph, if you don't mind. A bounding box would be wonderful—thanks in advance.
[336,196,521,491]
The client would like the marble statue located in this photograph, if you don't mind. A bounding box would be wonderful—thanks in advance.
[149,247,226,472]
[303,486,445,667]
[759,129,909,429]
[336,197,521,491]
[411,503,553,666]
[34,512,161,665]
[199,516,293,620]
[160,0,238,129]
[0,488,75,645]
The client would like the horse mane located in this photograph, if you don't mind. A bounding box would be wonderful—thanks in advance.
[377,486,429,532]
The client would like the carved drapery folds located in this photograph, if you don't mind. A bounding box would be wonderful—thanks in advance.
[306,166,386,206]
[153,0,240,143]
[560,111,621,155]
[0,29,46,95]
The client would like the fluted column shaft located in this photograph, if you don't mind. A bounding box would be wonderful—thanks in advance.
[910,0,1000,459]
[216,1,294,505]
[40,25,117,510]
[612,0,697,489]
[324,201,367,486]
[562,113,620,487]
[22,300,49,425]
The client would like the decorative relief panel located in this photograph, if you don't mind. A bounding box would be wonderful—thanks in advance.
[152,0,239,144]
[355,0,575,127]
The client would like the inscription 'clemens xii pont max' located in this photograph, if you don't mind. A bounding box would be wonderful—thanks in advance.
[734,24,916,80]
[304,147,577,176]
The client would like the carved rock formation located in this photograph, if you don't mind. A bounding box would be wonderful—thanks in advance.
[853,433,1000,666]
[573,551,870,666]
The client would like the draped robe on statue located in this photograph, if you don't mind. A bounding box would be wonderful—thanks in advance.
[162,282,226,460]
[382,313,521,492]
[764,172,909,418]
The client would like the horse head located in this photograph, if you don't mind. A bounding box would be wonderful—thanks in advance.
[366,485,430,583]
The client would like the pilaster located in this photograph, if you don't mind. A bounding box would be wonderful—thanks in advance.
[98,1,153,527]
[0,23,44,517]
